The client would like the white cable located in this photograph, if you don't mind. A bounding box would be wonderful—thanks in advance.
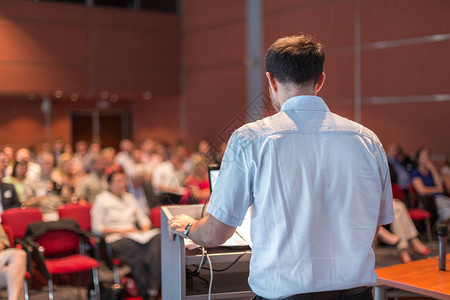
[196,247,206,274]
[206,252,213,300]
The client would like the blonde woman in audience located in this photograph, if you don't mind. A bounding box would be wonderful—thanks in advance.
[181,154,210,204]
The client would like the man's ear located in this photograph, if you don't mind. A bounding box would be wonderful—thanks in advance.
[316,72,326,93]
[266,72,278,93]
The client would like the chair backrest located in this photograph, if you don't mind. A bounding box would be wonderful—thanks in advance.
[149,206,161,229]
[35,230,80,256]
[1,207,43,239]
[58,204,92,231]
[391,183,405,200]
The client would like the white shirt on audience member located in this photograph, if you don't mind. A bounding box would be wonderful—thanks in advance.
[90,190,150,243]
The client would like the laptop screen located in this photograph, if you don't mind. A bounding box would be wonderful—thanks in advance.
[208,164,220,193]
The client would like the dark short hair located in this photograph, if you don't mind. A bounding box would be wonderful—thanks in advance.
[265,35,325,86]
[107,169,124,184]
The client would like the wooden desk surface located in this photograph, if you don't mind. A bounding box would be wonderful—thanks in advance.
[376,254,450,299]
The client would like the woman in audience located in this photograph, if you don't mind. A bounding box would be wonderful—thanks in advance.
[51,153,77,203]
[411,148,450,225]
[0,226,26,300]
[181,154,210,204]
[3,161,27,202]
[377,199,430,263]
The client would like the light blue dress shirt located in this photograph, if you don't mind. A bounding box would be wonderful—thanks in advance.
[207,95,394,299]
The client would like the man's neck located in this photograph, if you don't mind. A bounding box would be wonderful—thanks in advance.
[278,84,317,107]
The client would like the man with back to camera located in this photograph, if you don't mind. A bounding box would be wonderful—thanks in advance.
[168,35,394,300]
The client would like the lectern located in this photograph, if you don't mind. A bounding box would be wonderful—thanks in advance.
[161,204,254,300]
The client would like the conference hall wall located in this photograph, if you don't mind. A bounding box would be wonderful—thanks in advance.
[0,0,180,149]
[182,0,449,164]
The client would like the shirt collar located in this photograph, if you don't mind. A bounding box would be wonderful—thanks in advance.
[281,95,330,112]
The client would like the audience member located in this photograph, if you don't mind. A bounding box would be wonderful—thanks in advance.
[14,148,41,181]
[152,145,188,204]
[181,154,210,204]
[1,146,14,177]
[3,161,27,203]
[23,152,65,221]
[91,170,161,300]
[115,139,136,176]
[411,148,450,225]
[75,154,107,204]
[377,199,430,263]
[387,144,412,191]
[0,176,21,212]
[101,147,117,170]
[72,140,89,175]
[51,153,77,203]
[51,138,65,167]
[0,226,27,300]
[128,164,152,213]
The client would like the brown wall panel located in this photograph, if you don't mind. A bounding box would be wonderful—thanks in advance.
[184,23,245,70]
[361,0,450,43]
[361,41,450,97]
[264,0,354,49]
[362,101,450,156]
[182,0,245,32]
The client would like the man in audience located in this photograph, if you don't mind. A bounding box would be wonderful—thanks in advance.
[23,152,64,221]
[169,35,393,300]
[75,154,107,204]
[115,139,136,176]
[91,170,161,300]
[0,225,27,300]
[72,140,89,176]
[152,145,188,204]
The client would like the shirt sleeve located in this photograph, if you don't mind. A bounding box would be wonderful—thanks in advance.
[206,131,253,227]
[90,194,105,235]
[376,143,395,225]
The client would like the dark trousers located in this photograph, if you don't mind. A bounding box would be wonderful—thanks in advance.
[253,287,373,300]
[111,234,161,296]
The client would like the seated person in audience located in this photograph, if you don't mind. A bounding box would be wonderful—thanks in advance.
[387,144,413,192]
[128,164,152,213]
[377,199,430,263]
[0,226,27,300]
[14,148,41,181]
[114,139,136,177]
[411,148,450,225]
[0,155,21,211]
[181,154,210,204]
[140,139,163,180]
[51,153,78,203]
[3,161,27,203]
[91,170,161,300]
[23,152,65,221]
[441,151,450,196]
[75,154,107,204]
[101,147,117,170]
[152,145,188,204]
[72,140,89,176]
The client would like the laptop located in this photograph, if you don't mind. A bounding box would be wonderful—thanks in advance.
[207,164,252,248]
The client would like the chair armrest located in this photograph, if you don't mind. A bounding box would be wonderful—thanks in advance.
[14,238,34,275]
[24,238,50,280]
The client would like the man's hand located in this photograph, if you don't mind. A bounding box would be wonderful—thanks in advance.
[168,214,196,241]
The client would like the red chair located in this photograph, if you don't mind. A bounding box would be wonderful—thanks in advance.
[2,224,30,300]
[392,184,433,242]
[25,221,100,300]
[1,207,42,242]
[58,203,92,231]
[149,206,161,229]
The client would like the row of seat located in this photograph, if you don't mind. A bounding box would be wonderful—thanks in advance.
[0,205,162,300]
